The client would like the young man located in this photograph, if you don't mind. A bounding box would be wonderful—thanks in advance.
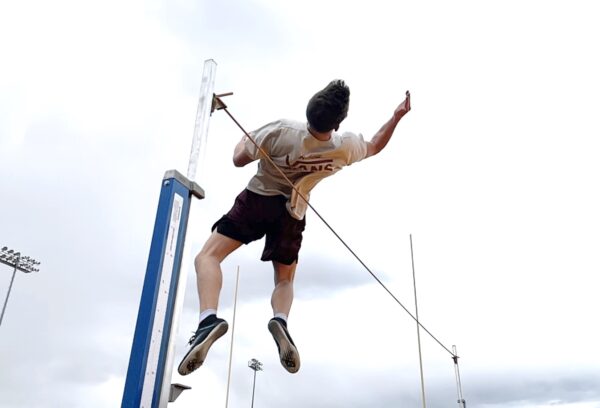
[178,80,411,375]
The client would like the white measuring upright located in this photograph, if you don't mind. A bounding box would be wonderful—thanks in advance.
[121,59,217,408]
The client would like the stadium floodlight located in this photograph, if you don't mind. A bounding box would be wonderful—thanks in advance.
[0,246,41,327]
[248,358,263,408]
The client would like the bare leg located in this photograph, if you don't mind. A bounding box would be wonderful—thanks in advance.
[271,261,297,317]
[269,260,300,373]
[195,230,242,312]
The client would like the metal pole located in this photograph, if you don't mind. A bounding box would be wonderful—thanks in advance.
[0,263,18,327]
[0,248,40,328]
[251,369,257,408]
[248,359,262,408]
[453,345,466,408]
[410,234,427,408]
[225,268,241,408]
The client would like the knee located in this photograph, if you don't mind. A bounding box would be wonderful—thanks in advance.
[274,270,295,286]
[273,261,297,285]
[194,249,218,269]
[275,277,294,286]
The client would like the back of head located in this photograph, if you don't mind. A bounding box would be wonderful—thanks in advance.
[306,79,350,132]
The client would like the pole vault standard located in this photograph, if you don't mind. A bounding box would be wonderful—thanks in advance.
[122,59,217,408]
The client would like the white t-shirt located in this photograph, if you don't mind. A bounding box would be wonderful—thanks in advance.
[245,119,368,220]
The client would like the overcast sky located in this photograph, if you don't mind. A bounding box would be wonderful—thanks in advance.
[1,0,600,407]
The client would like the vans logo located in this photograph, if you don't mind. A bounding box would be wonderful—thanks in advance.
[285,155,335,172]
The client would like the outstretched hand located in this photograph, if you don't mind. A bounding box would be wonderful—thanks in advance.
[394,90,411,120]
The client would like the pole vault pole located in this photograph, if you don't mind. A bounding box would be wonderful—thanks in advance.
[122,59,217,408]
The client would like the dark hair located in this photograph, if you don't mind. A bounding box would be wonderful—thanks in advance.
[306,79,350,132]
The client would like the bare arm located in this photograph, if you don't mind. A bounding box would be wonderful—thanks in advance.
[365,91,411,158]
[233,135,256,167]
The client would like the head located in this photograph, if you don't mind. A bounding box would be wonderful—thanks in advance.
[306,79,350,132]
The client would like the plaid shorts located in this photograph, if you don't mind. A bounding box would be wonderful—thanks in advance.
[212,189,306,265]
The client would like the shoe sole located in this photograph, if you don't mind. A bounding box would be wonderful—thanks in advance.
[177,321,228,376]
[268,320,300,374]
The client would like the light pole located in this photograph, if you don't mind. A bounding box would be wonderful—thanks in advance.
[0,246,40,327]
[248,358,263,408]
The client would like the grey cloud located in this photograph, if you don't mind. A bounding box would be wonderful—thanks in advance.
[465,370,600,407]
[243,368,600,408]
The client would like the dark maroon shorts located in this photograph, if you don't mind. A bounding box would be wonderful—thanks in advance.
[212,189,306,265]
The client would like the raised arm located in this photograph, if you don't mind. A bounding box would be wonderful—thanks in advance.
[365,91,411,158]
[233,135,256,167]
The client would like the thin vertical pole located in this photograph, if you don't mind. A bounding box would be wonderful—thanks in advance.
[225,267,241,408]
[453,345,466,408]
[0,263,18,327]
[410,234,427,408]
[251,369,257,408]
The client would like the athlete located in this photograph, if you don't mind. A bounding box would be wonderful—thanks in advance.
[178,80,411,375]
